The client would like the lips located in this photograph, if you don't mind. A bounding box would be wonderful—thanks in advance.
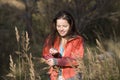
[59,31,66,35]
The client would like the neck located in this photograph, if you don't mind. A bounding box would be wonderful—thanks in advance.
[61,37,67,47]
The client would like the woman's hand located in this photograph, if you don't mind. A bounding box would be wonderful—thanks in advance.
[49,48,59,55]
[46,58,55,66]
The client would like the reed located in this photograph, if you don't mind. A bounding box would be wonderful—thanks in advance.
[7,27,36,80]
[77,39,120,80]
[6,55,16,80]
[6,27,120,80]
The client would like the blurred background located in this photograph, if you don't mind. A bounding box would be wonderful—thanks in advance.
[0,0,120,79]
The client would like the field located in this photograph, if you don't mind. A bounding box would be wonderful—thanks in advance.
[1,27,119,80]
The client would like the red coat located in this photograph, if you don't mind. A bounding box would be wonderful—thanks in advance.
[42,35,84,80]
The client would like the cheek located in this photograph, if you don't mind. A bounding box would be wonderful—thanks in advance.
[56,27,60,31]
[65,27,70,32]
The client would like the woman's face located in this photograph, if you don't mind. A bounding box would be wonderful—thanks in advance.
[56,18,70,37]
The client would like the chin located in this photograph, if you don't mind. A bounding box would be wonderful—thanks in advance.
[59,33,68,37]
[60,34,65,36]
[60,35,67,38]
[60,33,67,36]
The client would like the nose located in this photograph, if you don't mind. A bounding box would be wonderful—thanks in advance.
[59,26,63,30]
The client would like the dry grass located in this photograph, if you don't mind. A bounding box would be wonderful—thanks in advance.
[77,39,120,80]
[6,55,16,80]
[6,27,38,80]
[6,27,120,80]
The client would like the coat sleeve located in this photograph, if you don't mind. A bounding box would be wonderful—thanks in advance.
[56,37,84,67]
[42,38,53,60]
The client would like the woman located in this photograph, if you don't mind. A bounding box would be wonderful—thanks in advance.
[42,10,84,80]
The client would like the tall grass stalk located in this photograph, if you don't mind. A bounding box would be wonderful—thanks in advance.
[7,55,16,80]
[29,53,35,80]
[78,39,120,80]
[7,27,36,80]
[15,26,22,80]
[6,27,120,80]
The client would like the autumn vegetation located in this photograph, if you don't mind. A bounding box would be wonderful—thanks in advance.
[0,0,120,80]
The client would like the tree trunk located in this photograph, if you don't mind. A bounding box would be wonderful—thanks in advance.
[24,0,33,38]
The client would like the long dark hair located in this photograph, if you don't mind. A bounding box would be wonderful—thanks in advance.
[48,10,79,47]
